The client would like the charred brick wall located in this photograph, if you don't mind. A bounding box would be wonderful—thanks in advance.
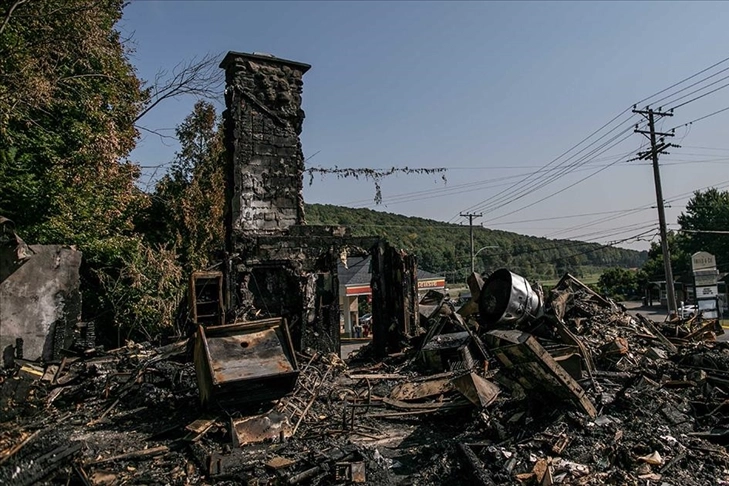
[231,227,377,354]
[220,52,310,242]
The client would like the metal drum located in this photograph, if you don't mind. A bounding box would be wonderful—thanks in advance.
[478,269,542,327]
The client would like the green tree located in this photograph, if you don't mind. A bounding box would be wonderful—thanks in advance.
[0,0,155,341]
[598,267,639,299]
[141,100,225,273]
[677,188,729,267]
[640,188,729,299]
[305,203,646,281]
[0,0,148,244]
[640,231,690,288]
[0,1,228,344]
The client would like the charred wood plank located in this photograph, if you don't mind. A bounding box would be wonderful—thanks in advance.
[87,445,169,465]
[458,443,497,486]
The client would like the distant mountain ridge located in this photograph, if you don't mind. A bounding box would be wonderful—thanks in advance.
[305,203,647,281]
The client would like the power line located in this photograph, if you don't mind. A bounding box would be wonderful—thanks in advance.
[543,207,653,239]
[478,76,729,236]
[472,126,640,217]
[449,56,729,225]
[680,229,729,235]
[487,207,652,226]
[667,78,729,111]
[649,64,729,108]
[681,145,729,152]
[635,55,729,106]
[524,228,659,267]
[559,221,658,243]
[348,152,729,210]
[454,118,640,220]
[479,129,638,222]
[452,56,729,223]
[347,154,635,208]
[669,104,729,131]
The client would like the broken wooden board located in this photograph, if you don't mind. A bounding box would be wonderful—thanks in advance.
[458,443,497,486]
[485,330,597,418]
[347,373,405,380]
[390,375,454,401]
[88,445,168,465]
[184,416,216,441]
[452,372,500,408]
[266,455,296,471]
[685,319,724,341]
[230,409,292,447]
[555,273,613,308]
[382,396,471,412]
[636,313,678,354]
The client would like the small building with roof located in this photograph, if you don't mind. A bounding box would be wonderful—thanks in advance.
[337,256,446,337]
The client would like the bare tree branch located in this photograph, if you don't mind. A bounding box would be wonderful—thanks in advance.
[135,52,224,123]
[58,73,121,82]
[0,0,30,37]
[136,125,177,142]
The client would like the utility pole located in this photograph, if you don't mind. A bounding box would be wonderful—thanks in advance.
[633,106,678,315]
[460,212,482,274]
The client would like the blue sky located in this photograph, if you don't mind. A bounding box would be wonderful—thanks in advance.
[121,1,729,250]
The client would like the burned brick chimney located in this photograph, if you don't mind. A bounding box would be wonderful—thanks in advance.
[219,51,345,353]
[220,51,311,241]
[219,51,417,357]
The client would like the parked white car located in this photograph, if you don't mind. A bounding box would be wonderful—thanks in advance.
[679,303,698,318]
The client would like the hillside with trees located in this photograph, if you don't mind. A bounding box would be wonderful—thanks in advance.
[306,203,647,281]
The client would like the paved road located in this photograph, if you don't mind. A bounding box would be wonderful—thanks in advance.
[621,300,671,322]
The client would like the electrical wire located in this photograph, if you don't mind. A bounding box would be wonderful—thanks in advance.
[522,228,659,267]
[453,117,641,220]
[449,56,729,225]
[478,129,638,221]
[635,55,729,107]
[451,56,729,223]
[347,153,635,208]
[669,105,729,131]
[648,65,729,108]
[468,125,640,217]
[667,78,729,111]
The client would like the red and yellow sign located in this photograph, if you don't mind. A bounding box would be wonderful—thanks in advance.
[346,285,371,296]
[418,278,446,289]
[345,278,445,296]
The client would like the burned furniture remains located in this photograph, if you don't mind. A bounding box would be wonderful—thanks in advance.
[194,318,299,407]
[190,271,225,327]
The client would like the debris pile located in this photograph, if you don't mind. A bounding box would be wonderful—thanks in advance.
[2,270,729,485]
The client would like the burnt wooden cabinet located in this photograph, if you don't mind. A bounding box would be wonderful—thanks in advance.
[190,271,224,327]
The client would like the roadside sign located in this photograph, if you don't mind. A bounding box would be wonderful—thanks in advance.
[692,252,717,272]
[694,269,720,286]
[697,285,719,298]
[691,251,721,318]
